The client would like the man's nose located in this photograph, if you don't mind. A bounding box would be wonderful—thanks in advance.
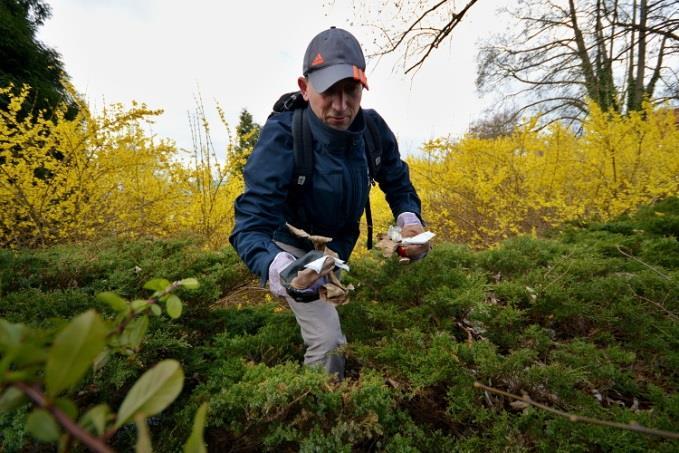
[331,92,347,111]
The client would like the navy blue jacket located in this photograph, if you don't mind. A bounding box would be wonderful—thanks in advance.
[229,106,422,282]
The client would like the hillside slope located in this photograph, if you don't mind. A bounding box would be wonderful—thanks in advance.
[1,199,677,451]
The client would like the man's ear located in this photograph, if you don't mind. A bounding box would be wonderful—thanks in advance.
[297,77,310,101]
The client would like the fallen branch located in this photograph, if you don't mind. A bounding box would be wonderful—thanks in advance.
[473,382,679,440]
[213,286,269,307]
[627,285,679,321]
[616,245,672,281]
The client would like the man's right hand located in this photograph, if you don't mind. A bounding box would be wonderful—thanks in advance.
[268,252,296,298]
[268,251,335,300]
[289,257,334,289]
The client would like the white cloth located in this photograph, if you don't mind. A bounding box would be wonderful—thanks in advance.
[397,211,422,228]
[268,251,296,297]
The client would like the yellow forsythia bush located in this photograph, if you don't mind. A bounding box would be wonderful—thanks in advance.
[2,84,676,250]
[0,85,243,248]
[364,102,679,248]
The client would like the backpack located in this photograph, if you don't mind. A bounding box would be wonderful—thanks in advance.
[271,91,383,249]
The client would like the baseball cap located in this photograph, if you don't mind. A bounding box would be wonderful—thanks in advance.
[303,27,369,93]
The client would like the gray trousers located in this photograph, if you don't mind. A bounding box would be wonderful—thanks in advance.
[274,241,347,378]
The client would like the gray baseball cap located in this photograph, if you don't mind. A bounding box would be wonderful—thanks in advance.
[303,27,369,93]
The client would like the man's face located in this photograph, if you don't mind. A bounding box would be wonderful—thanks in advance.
[298,77,363,130]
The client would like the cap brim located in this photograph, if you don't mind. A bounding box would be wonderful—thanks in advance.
[308,64,368,93]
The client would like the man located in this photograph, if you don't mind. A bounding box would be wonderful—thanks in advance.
[229,27,428,378]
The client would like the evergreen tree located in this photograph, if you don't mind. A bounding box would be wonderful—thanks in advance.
[0,0,72,116]
[230,109,261,176]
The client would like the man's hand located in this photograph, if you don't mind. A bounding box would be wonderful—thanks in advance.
[289,256,334,289]
[269,251,335,301]
[397,212,430,260]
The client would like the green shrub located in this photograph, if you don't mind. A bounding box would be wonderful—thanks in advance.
[2,198,678,451]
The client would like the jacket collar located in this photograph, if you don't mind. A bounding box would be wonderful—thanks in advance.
[306,106,366,150]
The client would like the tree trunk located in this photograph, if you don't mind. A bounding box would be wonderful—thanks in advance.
[632,0,648,110]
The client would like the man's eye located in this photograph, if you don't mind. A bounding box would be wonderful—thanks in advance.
[345,85,360,96]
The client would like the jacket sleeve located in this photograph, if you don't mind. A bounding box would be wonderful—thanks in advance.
[229,115,294,282]
[369,110,423,222]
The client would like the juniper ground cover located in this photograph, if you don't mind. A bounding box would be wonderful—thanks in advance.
[1,199,677,451]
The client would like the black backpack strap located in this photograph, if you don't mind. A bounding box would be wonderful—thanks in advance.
[362,113,383,249]
[290,108,314,230]
[364,114,383,180]
[292,108,314,187]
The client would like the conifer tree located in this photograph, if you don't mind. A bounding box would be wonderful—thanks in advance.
[0,0,72,116]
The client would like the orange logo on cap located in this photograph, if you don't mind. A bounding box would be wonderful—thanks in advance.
[311,53,325,66]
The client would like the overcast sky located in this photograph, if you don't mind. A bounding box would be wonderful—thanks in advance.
[38,0,508,156]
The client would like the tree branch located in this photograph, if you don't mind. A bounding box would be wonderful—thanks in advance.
[613,21,679,42]
[473,382,679,440]
[14,382,115,453]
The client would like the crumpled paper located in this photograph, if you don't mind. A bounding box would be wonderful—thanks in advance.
[287,223,354,305]
[375,226,435,263]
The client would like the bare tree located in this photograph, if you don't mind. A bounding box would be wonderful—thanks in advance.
[476,0,679,126]
[348,0,480,74]
[468,109,520,138]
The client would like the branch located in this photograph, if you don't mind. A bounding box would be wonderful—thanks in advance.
[627,285,679,321]
[109,280,183,339]
[14,382,115,453]
[405,0,479,74]
[616,245,671,280]
[473,382,679,440]
[382,0,449,53]
[613,21,679,42]
[371,0,480,74]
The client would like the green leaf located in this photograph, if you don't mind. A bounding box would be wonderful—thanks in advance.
[0,386,27,412]
[0,319,24,350]
[14,344,47,367]
[183,402,208,453]
[115,359,184,428]
[80,404,110,436]
[135,415,153,453]
[55,398,78,419]
[93,350,109,373]
[166,295,182,319]
[143,278,171,292]
[131,300,148,311]
[46,310,108,397]
[126,316,149,350]
[180,278,200,290]
[97,292,129,312]
[150,304,162,316]
[26,409,60,442]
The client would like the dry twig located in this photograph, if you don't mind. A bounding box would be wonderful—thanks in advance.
[473,382,679,440]
[627,285,679,321]
[616,245,672,281]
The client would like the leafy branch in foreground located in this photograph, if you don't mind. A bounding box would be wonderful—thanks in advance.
[473,382,679,441]
[0,277,208,452]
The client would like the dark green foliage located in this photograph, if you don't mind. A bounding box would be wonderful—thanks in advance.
[229,108,261,176]
[0,0,74,117]
[2,199,678,451]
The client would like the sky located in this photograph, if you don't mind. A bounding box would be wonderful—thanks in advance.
[37,0,509,157]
